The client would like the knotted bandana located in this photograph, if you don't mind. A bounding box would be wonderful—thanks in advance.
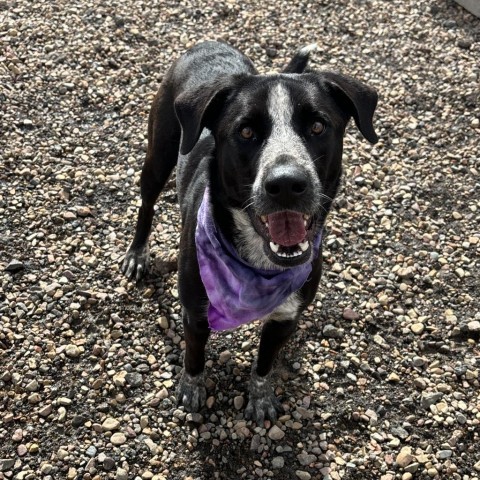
[195,188,322,331]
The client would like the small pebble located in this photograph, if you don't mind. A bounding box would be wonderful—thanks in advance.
[271,457,285,469]
[295,471,311,480]
[102,418,120,431]
[110,433,127,446]
[234,396,244,410]
[268,425,285,441]
[5,259,24,272]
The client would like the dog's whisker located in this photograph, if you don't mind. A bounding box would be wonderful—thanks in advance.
[241,201,255,211]
[319,193,334,203]
[241,194,257,211]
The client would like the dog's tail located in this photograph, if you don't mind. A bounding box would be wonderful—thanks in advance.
[283,43,317,73]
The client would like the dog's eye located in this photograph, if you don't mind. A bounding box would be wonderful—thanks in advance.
[311,121,324,135]
[240,126,254,140]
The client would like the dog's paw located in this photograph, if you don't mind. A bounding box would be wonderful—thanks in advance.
[177,371,206,412]
[245,373,283,424]
[121,245,149,281]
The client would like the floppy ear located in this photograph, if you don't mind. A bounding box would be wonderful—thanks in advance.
[174,79,235,155]
[320,72,379,144]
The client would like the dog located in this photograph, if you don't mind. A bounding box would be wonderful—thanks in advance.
[122,41,378,423]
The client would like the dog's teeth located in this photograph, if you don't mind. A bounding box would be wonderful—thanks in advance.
[303,214,310,220]
[272,244,306,259]
[304,220,307,227]
[265,223,269,228]
[269,242,279,253]
[261,215,268,223]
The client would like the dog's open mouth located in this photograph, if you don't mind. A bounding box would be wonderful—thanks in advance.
[253,211,314,264]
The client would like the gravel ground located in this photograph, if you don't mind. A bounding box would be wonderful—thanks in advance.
[1,1,479,479]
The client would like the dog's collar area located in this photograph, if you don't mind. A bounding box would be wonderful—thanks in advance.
[195,187,322,331]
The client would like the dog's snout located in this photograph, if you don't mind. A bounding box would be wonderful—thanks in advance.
[264,163,310,205]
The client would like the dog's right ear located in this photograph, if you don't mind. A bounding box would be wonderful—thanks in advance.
[174,79,236,155]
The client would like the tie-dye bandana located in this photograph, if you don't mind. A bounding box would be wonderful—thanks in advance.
[195,188,322,331]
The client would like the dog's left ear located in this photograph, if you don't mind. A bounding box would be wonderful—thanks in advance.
[174,78,237,155]
[319,72,379,144]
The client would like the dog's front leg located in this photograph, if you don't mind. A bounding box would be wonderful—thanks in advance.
[245,319,297,424]
[122,88,181,281]
[177,310,210,412]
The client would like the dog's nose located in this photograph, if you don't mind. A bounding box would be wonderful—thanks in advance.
[264,164,310,205]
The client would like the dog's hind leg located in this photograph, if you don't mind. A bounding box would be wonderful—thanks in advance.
[122,87,180,281]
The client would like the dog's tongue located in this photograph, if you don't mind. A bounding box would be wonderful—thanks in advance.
[267,211,306,247]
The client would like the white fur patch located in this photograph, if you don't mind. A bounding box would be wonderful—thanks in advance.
[253,82,320,198]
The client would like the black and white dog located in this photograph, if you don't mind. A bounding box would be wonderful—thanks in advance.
[122,41,378,423]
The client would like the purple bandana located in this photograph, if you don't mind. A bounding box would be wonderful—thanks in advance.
[195,188,322,331]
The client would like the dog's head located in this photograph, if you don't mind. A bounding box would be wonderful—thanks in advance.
[175,66,378,269]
